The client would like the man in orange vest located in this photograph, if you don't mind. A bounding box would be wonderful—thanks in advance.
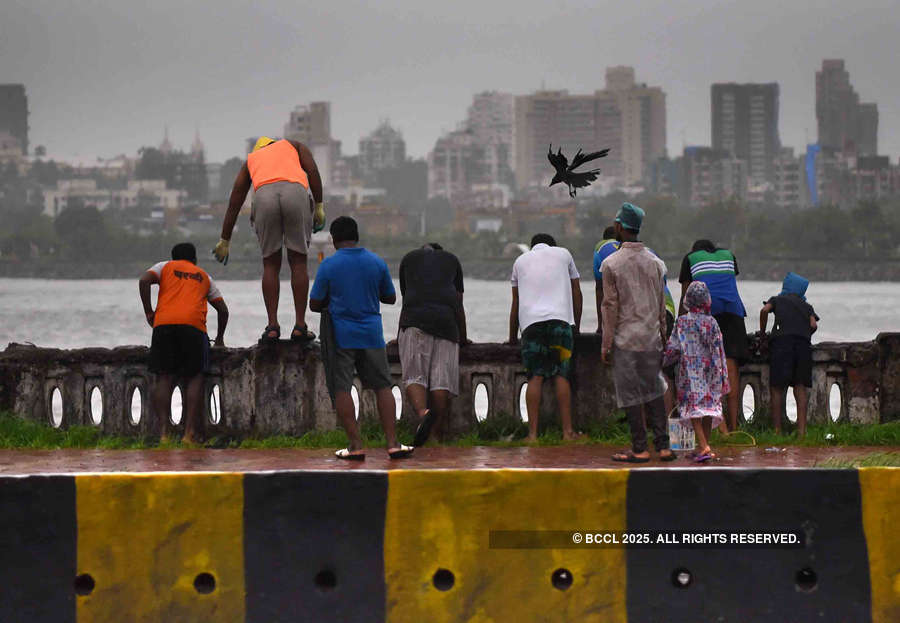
[214,136,325,343]
[139,243,229,443]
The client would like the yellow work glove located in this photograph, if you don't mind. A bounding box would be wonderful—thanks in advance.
[212,238,230,265]
[313,202,326,233]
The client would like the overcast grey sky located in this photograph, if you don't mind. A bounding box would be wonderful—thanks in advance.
[3,0,898,164]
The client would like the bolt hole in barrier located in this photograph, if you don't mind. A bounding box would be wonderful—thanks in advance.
[671,568,692,589]
[795,567,817,592]
[518,383,528,422]
[314,569,337,592]
[391,385,403,420]
[130,387,142,426]
[741,384,756,423]
[50,387,63,428]
[473,383,489,422]
[170,386,183,426]
[350,385,361,420]
[209,384,221,425]
[828,383,842,422]
[193,572,216,594]
[432,568,455,591]
[89,386,103,425]
[74,574,95,596]
[551,568,573,591]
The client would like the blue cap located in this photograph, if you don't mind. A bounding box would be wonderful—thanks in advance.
[615,202,644,232]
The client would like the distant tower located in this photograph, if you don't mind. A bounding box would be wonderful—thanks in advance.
[0,84,28,155]
[191,128,205,161]
[160,125,173,155]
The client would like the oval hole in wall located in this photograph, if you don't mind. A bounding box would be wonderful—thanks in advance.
[50,387,63,428]
[391,385,403,420]
[518,383,528,422]
[89,386,103,426]
[209,385,221,425]
[170,386,183,426]
[130,388,142,426]
[473,383,489,422]
[741,384,756,423]
[785,392,798,423]
[350,385,360,420]
[828,383,842,422]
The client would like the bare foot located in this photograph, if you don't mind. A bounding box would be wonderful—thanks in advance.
[524,435,539,445]
[563,431,587,442]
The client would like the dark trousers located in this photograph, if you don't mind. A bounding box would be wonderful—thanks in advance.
[625,396,669,453]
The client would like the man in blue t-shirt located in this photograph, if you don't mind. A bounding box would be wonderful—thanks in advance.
[309,216,412,461]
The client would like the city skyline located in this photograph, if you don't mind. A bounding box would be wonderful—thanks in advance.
[2,1,898,165]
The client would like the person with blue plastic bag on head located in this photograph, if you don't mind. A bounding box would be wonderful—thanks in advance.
[759,273,820,437]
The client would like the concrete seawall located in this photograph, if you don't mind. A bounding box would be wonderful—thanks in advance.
[1,333,897,438]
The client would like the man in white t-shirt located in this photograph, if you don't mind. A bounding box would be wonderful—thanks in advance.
[508,234,583,442]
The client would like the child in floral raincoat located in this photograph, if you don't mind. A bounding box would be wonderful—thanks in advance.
[663,281,729,462]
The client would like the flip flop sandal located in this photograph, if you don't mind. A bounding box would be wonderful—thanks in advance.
[413,409,435,447]
[693,452,714,463]
[335,448,366,461]
[290,325,316,343]
[259,325,280,344]
[660,451,678,462]
[611,453,650,463]
[388,444,414,459]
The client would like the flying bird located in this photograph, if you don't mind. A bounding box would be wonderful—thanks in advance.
[548,145,610,197]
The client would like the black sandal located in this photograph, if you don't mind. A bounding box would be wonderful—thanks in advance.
[259,325,280,344]
[413,409,435,447]
[290,324,316,343]
[611,452,650,463]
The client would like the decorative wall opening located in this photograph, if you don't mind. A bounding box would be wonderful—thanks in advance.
[473,383,489,422]
[828,383,842,422]
[741,384,756,423]
[50,387,63,428]
[391,385,403,420]
[89,386,103,426]
[129,388,142,426]
[209,385,221,425]
[518,383,529,422]
[170,386,183,426]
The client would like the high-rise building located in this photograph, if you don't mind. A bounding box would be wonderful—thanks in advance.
[513,67,665,189]
[711,83,780,184]
[0,85,28,155]
[283,101,341,186]
[816,60,878,155]
[427,92,515,205]
[681,147,747,207]
[358,121,406,181]
[857,103,878,156]
[771,147,806,210]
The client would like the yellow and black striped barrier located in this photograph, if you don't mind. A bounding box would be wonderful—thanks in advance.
[0,468,897,622]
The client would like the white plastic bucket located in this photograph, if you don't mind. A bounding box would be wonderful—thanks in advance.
[668,418,696,452]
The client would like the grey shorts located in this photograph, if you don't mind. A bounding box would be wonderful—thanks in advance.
[250,181,313,257]
[398,327,460,395]
[332,347,393,395]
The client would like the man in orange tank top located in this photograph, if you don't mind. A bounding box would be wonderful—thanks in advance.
[139,243,229,443]
[214,136,324,344]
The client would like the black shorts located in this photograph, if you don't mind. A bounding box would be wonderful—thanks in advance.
[150,325,209,378]
[714,312,750,364]
[769,335,813,388]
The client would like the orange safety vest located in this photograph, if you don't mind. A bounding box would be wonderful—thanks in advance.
[154,260,216,333]
[247,139,310,190]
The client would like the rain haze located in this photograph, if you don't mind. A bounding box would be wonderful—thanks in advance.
[2,0,899,162]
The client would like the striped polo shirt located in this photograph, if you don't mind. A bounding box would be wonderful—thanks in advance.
[681,249,746,317]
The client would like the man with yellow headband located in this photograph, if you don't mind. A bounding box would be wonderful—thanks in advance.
[214,136,325,343]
